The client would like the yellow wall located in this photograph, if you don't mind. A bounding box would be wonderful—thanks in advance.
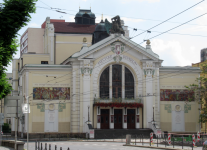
[22,54,50,66]
[55,35,92,64]
[27,69,72,133]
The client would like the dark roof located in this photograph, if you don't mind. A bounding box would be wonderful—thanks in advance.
[94,20,106,32]
[75,9,96,18]
[52,22,97,34]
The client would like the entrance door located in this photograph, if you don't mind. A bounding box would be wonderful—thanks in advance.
[114,109,122,129]
[101,109,109,129]
[127,109,135,129]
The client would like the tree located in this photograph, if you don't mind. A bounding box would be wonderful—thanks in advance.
[185,63,207,125]
[0,0,37,99]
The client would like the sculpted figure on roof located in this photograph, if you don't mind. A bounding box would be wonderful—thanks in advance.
[110,15,125,35]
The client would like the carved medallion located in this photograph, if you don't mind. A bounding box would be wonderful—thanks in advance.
[48,103,55,111]
[175,105,181,112]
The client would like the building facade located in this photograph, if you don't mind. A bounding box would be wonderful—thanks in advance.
[9,9,201,137]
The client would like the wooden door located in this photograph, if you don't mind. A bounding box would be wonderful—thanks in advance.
[127,109,135,129]
[114,109,122,129]
[101,109,109,129]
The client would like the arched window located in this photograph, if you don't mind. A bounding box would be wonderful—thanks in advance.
[112,65,122,98]
[125,67,134,98]
[99,65,134,99]
[100,67,109,98]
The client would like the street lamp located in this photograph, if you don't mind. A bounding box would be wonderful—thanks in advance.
[88,105,90,122]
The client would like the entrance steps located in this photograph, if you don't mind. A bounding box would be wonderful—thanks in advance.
[94,129,153,139]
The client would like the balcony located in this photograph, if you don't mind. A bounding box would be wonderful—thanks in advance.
[93,97,143,108]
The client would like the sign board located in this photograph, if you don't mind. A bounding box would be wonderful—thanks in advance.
[22,104,30,114]
[4,96,23,117]
[89,130,94,139]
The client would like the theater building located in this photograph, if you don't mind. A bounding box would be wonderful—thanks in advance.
[9,9,201,137]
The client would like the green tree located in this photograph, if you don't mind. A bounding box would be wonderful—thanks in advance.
[0,0,37,99]
[185,64,207,125]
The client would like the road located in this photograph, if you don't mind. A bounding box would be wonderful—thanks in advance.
[23,141,203,150]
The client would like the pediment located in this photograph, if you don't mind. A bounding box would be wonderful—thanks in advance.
[62,34,160,65]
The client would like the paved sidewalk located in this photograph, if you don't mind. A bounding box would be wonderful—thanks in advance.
[125,142,203,150]
[0,146,14,150]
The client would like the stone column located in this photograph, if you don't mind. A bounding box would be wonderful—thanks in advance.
[110,65,112,99]
[122,65,125,99]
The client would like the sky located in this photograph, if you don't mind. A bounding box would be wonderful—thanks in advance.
[2,0,207,73]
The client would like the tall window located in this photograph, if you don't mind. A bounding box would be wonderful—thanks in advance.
[125,67,134,98]
[99,65,135,99]
[112,65,122,98]
[100,67,109,98]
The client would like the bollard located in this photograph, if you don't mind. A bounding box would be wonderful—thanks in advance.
[182,137,183,149]
[197,132,200,142]
[35,140,37,150]
[41,143,43,150]
[150,132,153,145]
[38,141,40,150]
[45,143,47,150]
[60,147,62,150]
[49,144,51,150]
[55,145,57,150]
[126,134,131,145]
[192,134,195,147]
[173,134,174,148]
[67,148,70,150]
[168,133,171,145]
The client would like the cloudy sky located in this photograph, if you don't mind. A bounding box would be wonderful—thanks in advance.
[2,0,207,72]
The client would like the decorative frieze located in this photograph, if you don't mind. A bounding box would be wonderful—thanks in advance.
[165,104,171,113]
[37,103,45,112]
[58,103,66,112]
[184,104,191,113]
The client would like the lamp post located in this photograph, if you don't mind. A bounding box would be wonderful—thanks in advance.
[153,105,155,122]
[88,105,90,122]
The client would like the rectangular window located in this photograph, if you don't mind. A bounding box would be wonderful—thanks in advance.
[160,89,195,101]
[41,61,48,64]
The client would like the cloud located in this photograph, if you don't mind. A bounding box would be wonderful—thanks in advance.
[95,15,144,24]
[28,23,40,28]
[121,0,160,3]
[151,39,199,66]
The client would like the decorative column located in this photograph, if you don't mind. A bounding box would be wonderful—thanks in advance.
[136,108,140,128]
[81,60,93,133]
[110,107,114,129]
[122,65,125,99]
[123,107,127,129]
[97,107,100,129]
[109,65,112,98]
[143,61,155,128]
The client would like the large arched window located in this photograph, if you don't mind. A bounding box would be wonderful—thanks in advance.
[125,67,134,98]
[100,65,135,99]
[100,67,109,98]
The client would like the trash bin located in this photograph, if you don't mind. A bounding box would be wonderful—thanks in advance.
[126,134,131,145]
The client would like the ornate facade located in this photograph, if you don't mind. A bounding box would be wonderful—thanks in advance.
[8,9,201,137]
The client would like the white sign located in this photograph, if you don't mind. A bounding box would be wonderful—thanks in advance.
[48,111,55,122]
[22,104,30,114]
[89,130,94,139]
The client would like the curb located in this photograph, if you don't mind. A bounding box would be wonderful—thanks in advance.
[123,144,183,150]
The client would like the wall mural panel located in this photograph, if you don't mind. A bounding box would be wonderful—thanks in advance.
[160,89,194,101]
[33,87,70,100]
